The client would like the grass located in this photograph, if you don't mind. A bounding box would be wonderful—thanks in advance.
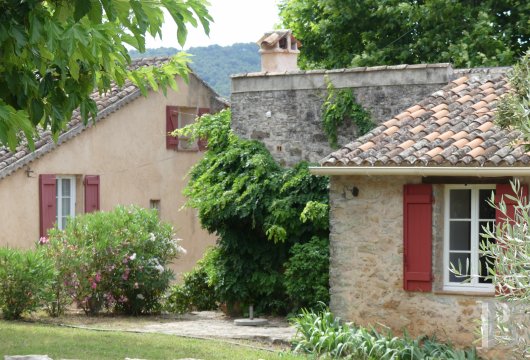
[0,321,303,360]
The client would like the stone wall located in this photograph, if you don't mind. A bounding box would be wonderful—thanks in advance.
[328,175,491,350]
[231,64,453,166]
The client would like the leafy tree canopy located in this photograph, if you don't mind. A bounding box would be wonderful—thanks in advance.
[279,0,530,69]
[497,50,530,144]
[175,109,329,312]
[0,0,211,150]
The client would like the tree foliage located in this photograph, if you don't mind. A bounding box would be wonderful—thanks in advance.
[130,43,260,97]
[175,109,329,313]
[279,0,530,69]
[481,181,530,357]
[0,0,211,150]
[497,50,530,145]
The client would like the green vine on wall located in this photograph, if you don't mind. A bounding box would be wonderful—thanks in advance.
[321,78,375,148]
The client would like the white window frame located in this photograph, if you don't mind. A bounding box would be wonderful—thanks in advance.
[443,184,495,293]
[56,176,76,230]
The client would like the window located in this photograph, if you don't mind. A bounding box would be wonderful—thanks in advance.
[444,185,495,292]
[166,106,210,151]
[150,199,161,217]
[177,107,199,151]
[56,176,76,230]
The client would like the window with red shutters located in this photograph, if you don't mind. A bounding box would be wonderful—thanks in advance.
[166,106,179,149]
[197,107,210,151]
[84,175,100,213]
[39,174,57,237]
[403,184,433,292]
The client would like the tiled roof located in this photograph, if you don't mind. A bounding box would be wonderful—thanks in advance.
[321,73,530,167]
[0,57,224,180]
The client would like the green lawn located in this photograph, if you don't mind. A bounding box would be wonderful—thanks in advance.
[0,321,304,360]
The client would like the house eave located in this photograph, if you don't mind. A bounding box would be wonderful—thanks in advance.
[309,166,530,177]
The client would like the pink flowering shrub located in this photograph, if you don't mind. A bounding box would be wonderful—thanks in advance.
[46,205,183,316]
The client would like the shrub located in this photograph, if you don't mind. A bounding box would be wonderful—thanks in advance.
[47,205,184,315]
[284,236,329,311]
[165,248,218,314]
[291,307,480,359]
[0,247,54,320]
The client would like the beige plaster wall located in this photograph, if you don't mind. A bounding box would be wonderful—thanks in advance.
[0,75,220,279]
[329,175,498,354]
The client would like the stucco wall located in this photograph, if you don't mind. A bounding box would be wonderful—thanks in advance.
[328,175,495,349]
[0,74,223,278]
[231,65,453,166]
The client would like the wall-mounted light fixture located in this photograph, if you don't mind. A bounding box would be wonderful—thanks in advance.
[25,167,34,178]
[351,186,359,197]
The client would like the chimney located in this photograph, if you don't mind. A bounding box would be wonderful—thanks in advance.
[257,30,300,72]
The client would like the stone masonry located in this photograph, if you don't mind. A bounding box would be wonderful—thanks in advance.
[328,175,489,348]
[231,64,454,166]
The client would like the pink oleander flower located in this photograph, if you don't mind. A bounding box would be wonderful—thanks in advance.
[95,272,102,283]
[122,268,130,281]
[91,282,97,290]
[118,295,128,303]
[39,236,49,245]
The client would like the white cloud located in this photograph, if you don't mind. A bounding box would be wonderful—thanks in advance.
[145,0,281,49]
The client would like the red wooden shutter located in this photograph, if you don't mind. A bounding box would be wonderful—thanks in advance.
[39,174,56,237]
[84,175,100,213]
[495,183,528,225]
[403,184,433,292]
[197,107,210,151]
[166,106,179,149]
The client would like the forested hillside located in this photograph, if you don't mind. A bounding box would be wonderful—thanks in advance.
[130,43,260,98]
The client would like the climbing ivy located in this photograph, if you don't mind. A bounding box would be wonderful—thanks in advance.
[321,78,375,148]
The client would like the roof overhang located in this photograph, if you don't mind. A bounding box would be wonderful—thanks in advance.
[309,166,530,177]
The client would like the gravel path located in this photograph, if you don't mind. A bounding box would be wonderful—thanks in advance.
[63,311,296,345]
[128,311,296,344]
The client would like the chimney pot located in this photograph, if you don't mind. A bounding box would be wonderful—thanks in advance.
[257,30,300,72]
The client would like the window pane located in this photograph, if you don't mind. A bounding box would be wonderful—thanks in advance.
[62,179,71,196]
[62,197,71,217]
[479,221,495,284]
[450,189,471,218]
[479,221,495,245]
[478,254,494,284]
[479,189,496,219]
[449,253,470,282]
[449,221,471,250]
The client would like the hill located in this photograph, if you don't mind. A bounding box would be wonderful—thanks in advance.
[129,43,260,98]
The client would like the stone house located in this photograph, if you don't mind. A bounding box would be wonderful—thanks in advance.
[232,31,527,355]
[0,57,227,276]
[310,70,529,354]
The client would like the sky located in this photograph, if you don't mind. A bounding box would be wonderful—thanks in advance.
[145,0,282,50]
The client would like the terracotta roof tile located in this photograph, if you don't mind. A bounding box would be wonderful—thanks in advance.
[384,126,400,136]
[321,73,529,167]
[452,76,469,86]
[410,108,427,118]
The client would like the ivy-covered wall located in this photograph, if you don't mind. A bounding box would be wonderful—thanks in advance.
[231,64,453,166]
